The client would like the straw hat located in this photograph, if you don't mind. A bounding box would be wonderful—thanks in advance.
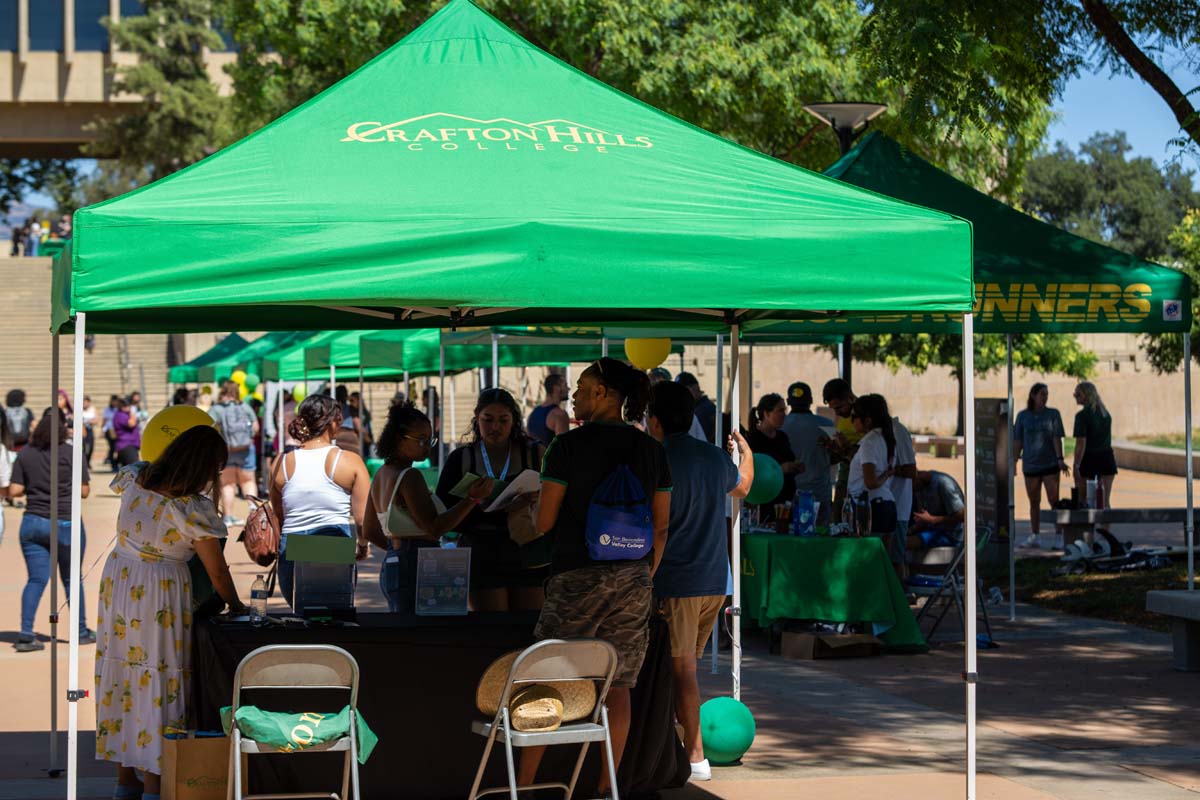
[476,651,597,730]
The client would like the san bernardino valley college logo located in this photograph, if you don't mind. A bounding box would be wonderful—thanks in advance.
[341,113,654,153]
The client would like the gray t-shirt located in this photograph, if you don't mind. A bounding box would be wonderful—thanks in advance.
[915,471,964,520]
[780,412,836,494]
[1014,407,1065,472]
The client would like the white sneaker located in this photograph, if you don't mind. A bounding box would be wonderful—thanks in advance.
[1023,534,1040,549]
[690,759,712,781]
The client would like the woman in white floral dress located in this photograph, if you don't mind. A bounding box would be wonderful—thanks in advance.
[95,426,245,800]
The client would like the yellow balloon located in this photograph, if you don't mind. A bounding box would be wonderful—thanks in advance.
[624,338,672,370]
[239,385,249,400]
[200,385,212,394]
[230,369,247,385]
[292,384,308,402]
[251,388,264,402]
[141,406,215,462]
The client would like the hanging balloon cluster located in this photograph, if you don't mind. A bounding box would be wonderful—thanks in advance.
[229,369,264,403]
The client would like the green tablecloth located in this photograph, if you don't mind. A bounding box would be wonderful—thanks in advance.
[740,534,927,651]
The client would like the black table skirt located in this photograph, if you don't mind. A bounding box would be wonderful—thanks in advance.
[192,612,688,799]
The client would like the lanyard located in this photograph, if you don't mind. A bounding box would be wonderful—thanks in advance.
[479,443,511,481]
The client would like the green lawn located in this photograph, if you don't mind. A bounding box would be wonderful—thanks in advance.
[1131,430,1200,450]
[981,555,1187,632]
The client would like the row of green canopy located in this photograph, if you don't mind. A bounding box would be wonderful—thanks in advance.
[167,328,687,385]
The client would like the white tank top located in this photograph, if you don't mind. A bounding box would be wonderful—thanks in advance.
[375,467,446,539]
[281,446,352,534]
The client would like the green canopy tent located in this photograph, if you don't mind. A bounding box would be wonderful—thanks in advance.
[774,132,1194,615]
[166,333,249,384]
[48,2,979,793]
[195,331,318,384]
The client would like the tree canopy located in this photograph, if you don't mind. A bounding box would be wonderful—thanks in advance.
[85,0,230,179]
[1021,131,1199,261]
[213,0,1051,195]
[860,0,1200,159]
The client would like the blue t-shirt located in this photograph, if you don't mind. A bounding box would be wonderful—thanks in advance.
[1013,407,1065,472]
[654,433,739,599]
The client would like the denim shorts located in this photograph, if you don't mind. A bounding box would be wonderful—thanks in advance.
[277,524,353,608]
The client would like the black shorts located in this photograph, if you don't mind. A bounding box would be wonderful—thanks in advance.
[1023,464,1060,478]
[1078,449,1118,479]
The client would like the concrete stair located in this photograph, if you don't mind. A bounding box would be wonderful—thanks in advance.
[0,256,218,414]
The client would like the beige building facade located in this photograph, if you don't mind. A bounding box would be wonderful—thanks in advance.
[0,0,235,157]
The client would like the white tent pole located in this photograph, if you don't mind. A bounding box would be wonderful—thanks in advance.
[712,334,724,675]
[963,313,978,800]
[601,336,609,358]
[49,333,61,773]
[1186,335,1194,590]
[837,339,845,380]
[491,332,499,389]
[730,324,742,701]
[278,382,285,455]
[439,336,447,474]
[330,364,336,398]
[449,373,458,449]
[359,366,366,457]
[67,312,87,800]
[1007,334,1016,621]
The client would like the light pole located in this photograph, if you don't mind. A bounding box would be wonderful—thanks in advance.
[803,101,887,386]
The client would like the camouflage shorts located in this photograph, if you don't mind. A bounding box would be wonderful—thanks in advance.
[535,563,653,688]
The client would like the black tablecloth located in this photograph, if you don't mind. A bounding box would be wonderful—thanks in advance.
[193,612,688,799]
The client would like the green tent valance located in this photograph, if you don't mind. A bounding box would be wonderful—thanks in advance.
[51,0,971,336]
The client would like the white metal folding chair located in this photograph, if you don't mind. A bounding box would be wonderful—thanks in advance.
[910,530,994,643]
[467,639,619,800]
[227,644,362,800]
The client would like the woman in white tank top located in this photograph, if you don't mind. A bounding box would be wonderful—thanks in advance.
[269,394,370,607]
[360,403,492,613]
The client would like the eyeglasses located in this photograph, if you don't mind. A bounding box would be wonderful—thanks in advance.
[403,434,439,447]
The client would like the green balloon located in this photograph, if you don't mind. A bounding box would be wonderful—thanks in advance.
[700,697,756,765]
[366,458,385,479]
[745,453,784,505]
[243,372,261,391]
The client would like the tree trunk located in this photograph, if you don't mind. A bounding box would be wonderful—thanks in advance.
[1081,0,1200,149]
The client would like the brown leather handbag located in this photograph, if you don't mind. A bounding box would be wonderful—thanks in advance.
[243,495,280,567]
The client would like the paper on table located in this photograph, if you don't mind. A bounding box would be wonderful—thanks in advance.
[483,469,541,512]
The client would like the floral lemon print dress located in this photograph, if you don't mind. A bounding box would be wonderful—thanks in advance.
[94,465,228,773]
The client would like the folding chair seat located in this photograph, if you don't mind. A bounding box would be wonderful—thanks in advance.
[468,639,620,800]
[227,644,362,800]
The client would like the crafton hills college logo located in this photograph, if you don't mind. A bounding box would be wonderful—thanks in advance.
[340,113,654,153]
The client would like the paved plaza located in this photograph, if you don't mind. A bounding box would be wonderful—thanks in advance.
[1,456,1197,799]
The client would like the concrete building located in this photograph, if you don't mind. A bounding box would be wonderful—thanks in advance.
[0,0,235,158]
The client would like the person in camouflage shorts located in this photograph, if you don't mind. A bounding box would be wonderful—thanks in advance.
[517,359,672,796]
[535,563,654,687]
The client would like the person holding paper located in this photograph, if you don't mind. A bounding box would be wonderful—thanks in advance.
[361,402,493,613]
[436,388,547,612]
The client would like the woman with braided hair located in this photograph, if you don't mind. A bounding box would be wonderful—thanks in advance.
[268,394,370,607]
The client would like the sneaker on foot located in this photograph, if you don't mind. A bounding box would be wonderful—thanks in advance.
[15,638,45,652]
[1022,535,1040,549]
[223,515,243,527]
[79,629,97,645]
[690,759,712,781]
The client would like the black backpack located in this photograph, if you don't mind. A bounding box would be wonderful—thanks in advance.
[6,407,32,446]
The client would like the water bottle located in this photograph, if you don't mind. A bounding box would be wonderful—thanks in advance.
[793,490,815,537]
[249,575,268,625]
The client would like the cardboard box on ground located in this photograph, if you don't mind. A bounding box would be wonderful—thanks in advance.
[162,735,229,800]
[781,632,882,660]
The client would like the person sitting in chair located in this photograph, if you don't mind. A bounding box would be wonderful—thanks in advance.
[909,469,965,550]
